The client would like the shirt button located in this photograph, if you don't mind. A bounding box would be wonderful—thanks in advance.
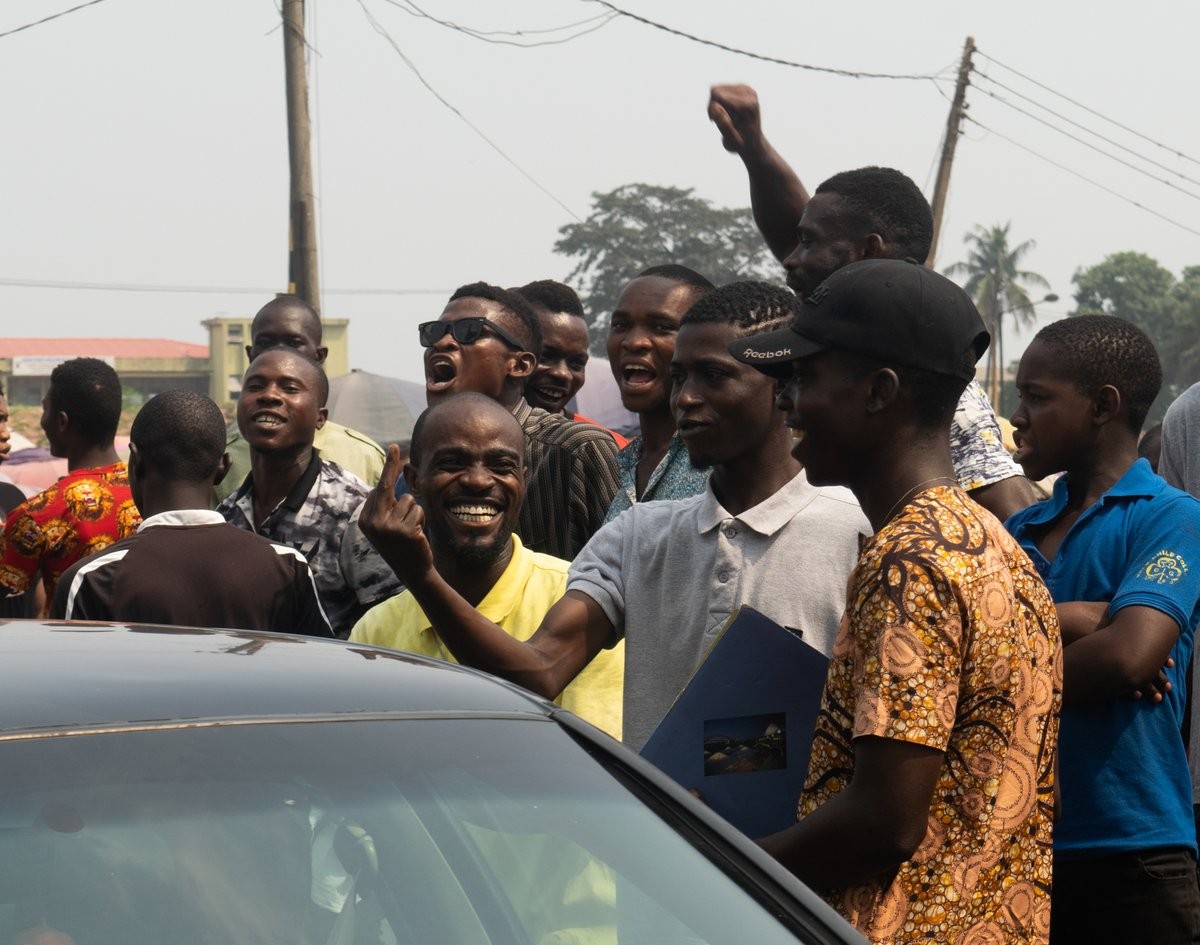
[724,526,738,538]
[717,570,730,583]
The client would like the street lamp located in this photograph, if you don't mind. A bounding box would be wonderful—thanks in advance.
[985,293,1058,411]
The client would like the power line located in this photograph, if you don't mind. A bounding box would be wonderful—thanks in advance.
[963,114,1200,239]
[970,81,1200,203]
[379,0,618,48]
[587,0,939,81]
[972,68,1200,191]
[0,278,452,296]
[0,0,110,40]
[976,50,1200,169]
[355,0,583,222]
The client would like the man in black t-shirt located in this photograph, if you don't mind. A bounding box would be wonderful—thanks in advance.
[52,390,333,636]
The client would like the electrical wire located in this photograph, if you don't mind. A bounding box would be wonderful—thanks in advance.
[355,0,583,222]
[976,50,1200,168]
[972,68,1200,190]
[963,114,1200,239]
[0,278,452,296]
[379,0,618,48]
[0,0,110,40]
[586,0,939,81]
[970,81,1200,203]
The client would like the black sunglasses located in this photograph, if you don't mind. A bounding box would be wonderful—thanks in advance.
[418,317,526,351]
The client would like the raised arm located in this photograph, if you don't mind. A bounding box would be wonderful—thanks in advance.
[358,445,615,699]
[708,84,810,262]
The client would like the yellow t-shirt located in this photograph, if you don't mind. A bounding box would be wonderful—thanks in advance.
[350,535,623,740]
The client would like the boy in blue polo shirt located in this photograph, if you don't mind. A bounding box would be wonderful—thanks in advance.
[1007,314,1200,944]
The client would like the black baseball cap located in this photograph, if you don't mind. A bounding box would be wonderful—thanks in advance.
[731,258,989,382]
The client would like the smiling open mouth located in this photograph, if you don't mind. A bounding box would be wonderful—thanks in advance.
[253,412,284,427]
[621,365,655,388]
[448,502,501,524]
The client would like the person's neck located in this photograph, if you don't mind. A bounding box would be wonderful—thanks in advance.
[637,406,675,455]
[248,444,315,521]
[709,436,802,517]
[434,540,513,608]
[135,482,218,520]
[67,443,120,473]
[852,436,959,533]
[1062,440,1139,513]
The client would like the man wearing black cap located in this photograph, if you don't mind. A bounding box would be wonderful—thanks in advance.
[735,259,1062,945]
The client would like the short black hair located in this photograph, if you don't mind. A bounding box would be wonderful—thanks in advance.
[131,391,226,482]
[49,357,122,445]
[513,280,585,319]
[815,167,934,264]
[637,265,716,295]
[449,282,543,360]
[251,295,323,342]
[1034,315,1163,432]
[681,280,800,337]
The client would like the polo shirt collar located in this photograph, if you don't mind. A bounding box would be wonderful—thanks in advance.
[696,469,817,537]
[138,509,226,531]
[417,534,531,633]
[1020,457,1160,527]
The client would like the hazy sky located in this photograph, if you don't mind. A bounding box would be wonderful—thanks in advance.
[3,0,1198,385]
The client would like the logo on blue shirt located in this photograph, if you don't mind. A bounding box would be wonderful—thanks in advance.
[1143,551,1189,585]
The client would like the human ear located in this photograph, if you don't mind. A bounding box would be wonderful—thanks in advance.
[1093,384,1122,426]
[865,368,901,414]
[402,462,420,496]
[315,406,328,430]
[213,451,233,486]
[510,351,537,379]
[860,233,887,260]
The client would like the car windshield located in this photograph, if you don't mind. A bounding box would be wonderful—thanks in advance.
[0,717,811,945]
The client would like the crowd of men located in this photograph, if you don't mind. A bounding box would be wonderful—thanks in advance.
[1,85,1199,945]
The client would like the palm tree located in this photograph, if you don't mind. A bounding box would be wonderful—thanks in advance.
[945,223,1053,411]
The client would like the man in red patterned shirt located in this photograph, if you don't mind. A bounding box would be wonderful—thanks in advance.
[0,358,140,613]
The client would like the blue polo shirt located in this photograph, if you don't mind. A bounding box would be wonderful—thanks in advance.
[1006,458,1200,859]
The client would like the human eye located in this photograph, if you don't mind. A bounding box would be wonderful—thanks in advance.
[652,319,678,335]
[609,315,629,332]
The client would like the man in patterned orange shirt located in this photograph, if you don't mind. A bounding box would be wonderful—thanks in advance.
[0,358,140,614]
[734,259,1061,945]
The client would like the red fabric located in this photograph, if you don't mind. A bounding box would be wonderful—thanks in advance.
[0,461,141,613]
[572,413,630,449]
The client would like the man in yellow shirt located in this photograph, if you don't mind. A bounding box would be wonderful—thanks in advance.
[350,391,623,739]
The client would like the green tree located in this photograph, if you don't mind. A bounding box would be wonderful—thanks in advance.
[945,223,1052,415]
[1071,252,1200,421]
[554,183,781,354]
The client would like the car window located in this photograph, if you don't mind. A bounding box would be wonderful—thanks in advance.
[0,718,820,945]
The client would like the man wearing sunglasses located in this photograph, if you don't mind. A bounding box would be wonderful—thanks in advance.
[419,282,619,561]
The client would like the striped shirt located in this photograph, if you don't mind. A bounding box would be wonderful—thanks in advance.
[50,509,334,637]
[512,399,620,561]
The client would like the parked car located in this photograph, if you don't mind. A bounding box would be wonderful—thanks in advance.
[0,622,864,945]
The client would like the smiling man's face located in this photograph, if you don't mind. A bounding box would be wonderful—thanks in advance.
[406,397,526,568]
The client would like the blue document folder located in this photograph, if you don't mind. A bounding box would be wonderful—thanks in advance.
[640,606,830,838]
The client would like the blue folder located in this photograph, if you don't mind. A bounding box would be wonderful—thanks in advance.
[640,606,830,838]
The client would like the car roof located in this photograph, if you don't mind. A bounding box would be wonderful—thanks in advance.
[0,621,553,734]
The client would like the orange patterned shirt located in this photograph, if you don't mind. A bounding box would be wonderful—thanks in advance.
[0,462,140,614]
[799,486,1061,945]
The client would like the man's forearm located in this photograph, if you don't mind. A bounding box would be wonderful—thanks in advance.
[741,142,810,263]
[401,567,561,698]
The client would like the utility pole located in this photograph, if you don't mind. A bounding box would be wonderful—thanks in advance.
[282,0,320,313]
[927,36,975,270]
